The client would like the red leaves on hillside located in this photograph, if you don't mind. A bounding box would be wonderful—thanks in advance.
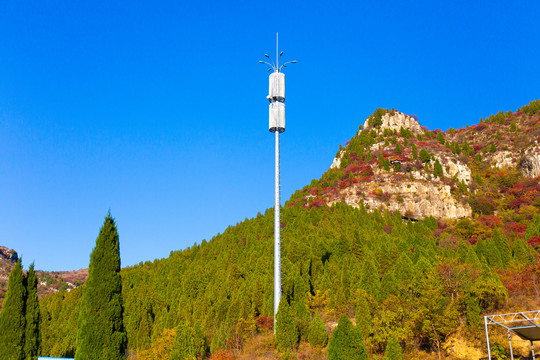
[527,236,540,248]
[478,215,503,229]
[504,222,527,237]
[508,196,532,210]
[255,315,273,332]
[500,261,540,297]
[475,123,488,131]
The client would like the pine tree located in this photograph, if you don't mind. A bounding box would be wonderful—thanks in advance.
[492,229,511,266]
[466,296,481,329]
[292,272,310,340]
[0,259,27,360]
[307,312,328,348]
[328,315,367,360]
[24,263,40,360]
[359,257,380,299]
[383,333,403,360]
[275,296,299,352]
[412,144,418,159]
[379,271,397,299]
[354,296,371,339]
[433,159,443,177]
[169,322,204,360]
[76,213,127,360]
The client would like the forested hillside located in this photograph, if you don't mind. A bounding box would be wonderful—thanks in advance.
[38,100,540,359]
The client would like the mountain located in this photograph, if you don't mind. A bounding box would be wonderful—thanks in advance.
[0,246,87,310]
[288,100,540,222]
[13,100,540,359]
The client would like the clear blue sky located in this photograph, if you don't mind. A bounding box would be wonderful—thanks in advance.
[1,1,539,271]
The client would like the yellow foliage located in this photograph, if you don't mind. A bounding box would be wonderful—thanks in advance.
[137,328,176,360]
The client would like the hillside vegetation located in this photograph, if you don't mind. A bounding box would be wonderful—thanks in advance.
[33,99,540,359]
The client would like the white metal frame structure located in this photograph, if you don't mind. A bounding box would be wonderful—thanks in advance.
[259,33,296,333]
[485,310,540,359]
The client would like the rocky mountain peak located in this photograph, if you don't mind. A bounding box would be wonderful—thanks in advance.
[363,109,424,135]
[0,246,18,263]
[291,100,540,222]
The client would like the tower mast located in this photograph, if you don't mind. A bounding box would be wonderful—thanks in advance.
[259,33,296,333]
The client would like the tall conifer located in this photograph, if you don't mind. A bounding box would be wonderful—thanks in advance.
[383,333,403,360]
[307,312,328,348]
[328,315,367,360]
[275,296,299,352]
[76,213,127,360]
[0,259,27,360]
[359,257,380,299]
[24,263,40,360]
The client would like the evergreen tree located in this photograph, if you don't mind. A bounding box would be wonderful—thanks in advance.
[419,149,431,163]
[512,238,535,264]
[412,144,418,159]
[492,230,511,266]
[307,312,328,348]
[24,263,40,360]
[383,333,403,360]
[359,257,380,299]
[275,296,299,352]
[76,213,127,360]
[379,272,397,299]
[0,259,27,360]
[433,159,443,177]
[328,315,367,360]
[169,322,205,360]
[292,273,310,340]
[354,296,371,339]
[466,296,481,329]
[465,245,481,265]
[395,143,402,154]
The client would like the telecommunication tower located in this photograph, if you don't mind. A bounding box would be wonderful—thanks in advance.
[259,33,296,333]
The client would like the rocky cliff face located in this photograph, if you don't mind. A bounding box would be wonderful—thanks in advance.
[363,111,424,135]
[293,103,540,221]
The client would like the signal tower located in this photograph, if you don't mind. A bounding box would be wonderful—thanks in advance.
[259,33,296,333]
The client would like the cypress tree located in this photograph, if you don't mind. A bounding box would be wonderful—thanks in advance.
[379,271,397,299]
[383,333,403,360]
[307,312,328,348]
[359,257,380,300]
[292,273,310,340]
[466,296,481,329]
[0,259,27,360]
[169,322,204,360]
[275,296,299,352]
[76,213,127,360]
[465,245,481,265]
[24,263,40,360]
[328,315,367,360]
[492,230,511,265]
[354,295,371,339]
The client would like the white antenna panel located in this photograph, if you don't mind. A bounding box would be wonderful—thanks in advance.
[269,101,285,132]
[268,72,285,100]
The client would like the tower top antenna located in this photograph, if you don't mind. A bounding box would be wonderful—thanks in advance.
[259,33,297,72]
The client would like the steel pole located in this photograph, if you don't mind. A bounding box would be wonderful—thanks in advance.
[485,316,491,359]
[273,129,281,333]
[508,330,514,360]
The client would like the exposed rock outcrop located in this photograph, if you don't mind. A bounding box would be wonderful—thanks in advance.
[363,111,424,135]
